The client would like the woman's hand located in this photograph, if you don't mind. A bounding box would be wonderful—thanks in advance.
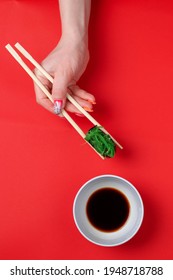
[34,36,95,116]
[34,0,94,116]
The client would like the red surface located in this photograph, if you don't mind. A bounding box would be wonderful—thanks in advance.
[0,0,173,260]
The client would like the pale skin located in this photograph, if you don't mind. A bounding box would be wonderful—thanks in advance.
[34,0,95,116]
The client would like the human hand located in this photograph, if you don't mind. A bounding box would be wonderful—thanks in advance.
[34,37,96,116]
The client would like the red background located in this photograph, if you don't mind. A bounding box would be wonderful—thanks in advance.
[0,0,173,259]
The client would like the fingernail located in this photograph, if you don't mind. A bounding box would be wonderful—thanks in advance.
[83,106,94,112]
[88,100,96,105]
[54,100,63,115]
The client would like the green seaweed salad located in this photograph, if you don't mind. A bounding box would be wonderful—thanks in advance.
[85,126,116,158]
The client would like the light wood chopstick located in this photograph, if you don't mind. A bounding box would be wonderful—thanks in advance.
[14,42,123,150]
[5,43,104,159]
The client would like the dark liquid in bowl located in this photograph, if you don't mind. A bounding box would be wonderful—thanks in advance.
[86,188,130,232]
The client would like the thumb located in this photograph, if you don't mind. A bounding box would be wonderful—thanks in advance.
[52,73,71,113]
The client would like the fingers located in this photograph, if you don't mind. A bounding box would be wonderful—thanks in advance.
[34,68,69,114]
[52,75,96,116]
[69,85,96,105]
[34,69,54,113]
[34,69,96,117]
[52,72,73,112]
[65,86,96,115]
[70,95,93,112]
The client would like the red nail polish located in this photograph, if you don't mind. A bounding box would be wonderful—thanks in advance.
[54,100,63,115]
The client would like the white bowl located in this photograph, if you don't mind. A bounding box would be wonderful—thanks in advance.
[73,175,144,246]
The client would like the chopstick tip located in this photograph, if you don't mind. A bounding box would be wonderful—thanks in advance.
[15,42,20,47]
[5,43,11,49]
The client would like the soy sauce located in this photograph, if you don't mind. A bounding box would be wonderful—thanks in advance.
[86,188,130,232]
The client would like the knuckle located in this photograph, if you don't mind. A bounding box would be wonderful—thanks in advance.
[34,68,43,78]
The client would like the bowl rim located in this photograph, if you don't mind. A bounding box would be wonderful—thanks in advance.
[73,174,144,246]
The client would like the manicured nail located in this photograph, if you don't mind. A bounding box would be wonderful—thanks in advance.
[54,100,63,115]
[88,100,96,105]
[83,106,94,112]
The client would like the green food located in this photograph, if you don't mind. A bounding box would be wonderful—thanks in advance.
[85,126,116,158]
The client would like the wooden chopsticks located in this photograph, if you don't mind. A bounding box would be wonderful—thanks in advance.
[5,43,123,158]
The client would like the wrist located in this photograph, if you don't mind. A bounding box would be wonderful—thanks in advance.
[61,29,88,46]
[59,0,90,46]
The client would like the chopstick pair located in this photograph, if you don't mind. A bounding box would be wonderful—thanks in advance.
[5,43,123,159]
